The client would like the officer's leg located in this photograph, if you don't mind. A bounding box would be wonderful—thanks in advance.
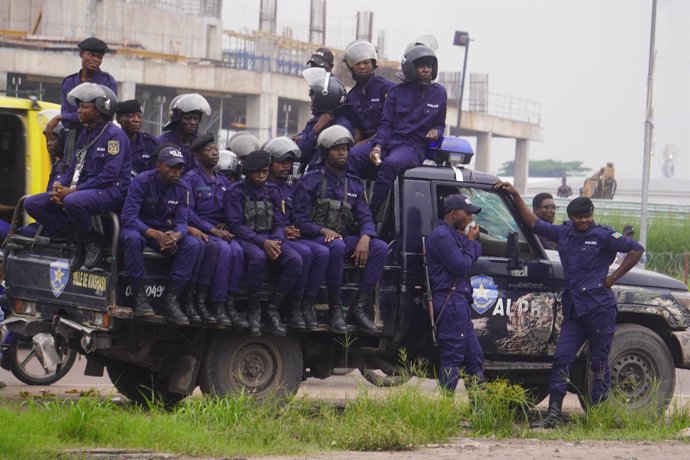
[121,229,154,317]
[462,315,485,380]
[240,241,267,335]
[296,239,330,329]
[312,235,347,332]
[265,243,303,336]
[282,240,312,329]
[369,145,424,217]
[24,192,70,236]
[189,235,220,324]
[224,240,248,328]
[585,306,617,404]
[343,236,386,333]
[162,235,204,325]
[434,297,467,393]
[347,140,374,176]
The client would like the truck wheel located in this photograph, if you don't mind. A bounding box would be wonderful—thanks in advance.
[106,361,188,408]
[8,334,77,386]
[198,332,303,400]
[360,368,411,387]
[578,324,675,411]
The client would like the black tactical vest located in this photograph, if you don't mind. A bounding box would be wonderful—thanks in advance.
[309,174,356,234]
[243,184,274,233]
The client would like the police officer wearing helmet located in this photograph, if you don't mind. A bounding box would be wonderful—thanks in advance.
[227,131,261,170]
[215,149,241,183]
[292,125,386,334]
[157,93,212,171]
[116,99,159,175]
[120,145,204,323]
[341,40,395,176]
[368,43,447,219]
[224,151,304,336]
[25,82,131,270]
[425,194,484,393]
[296,68,354,171]
[495,182,645,428]
[266,136,330,330]
[181,133,248,328]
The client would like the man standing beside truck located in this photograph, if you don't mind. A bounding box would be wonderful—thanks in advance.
[425,194,484,393]
[495,182,644,428]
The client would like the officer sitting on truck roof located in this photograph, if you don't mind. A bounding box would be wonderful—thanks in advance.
[224,150,304,337]
[115,99,159,175]
[181,133,248,329]
[120,145,204,324]
[292,125,386,334]
[157,93,211,172]
[24,83,131,270]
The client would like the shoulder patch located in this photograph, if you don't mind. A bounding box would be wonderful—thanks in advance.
[107,140,120,155]
[611,231,622,239]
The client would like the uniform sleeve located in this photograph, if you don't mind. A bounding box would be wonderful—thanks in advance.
[373,86,397,148]
[292,178,322,238]
[296,119,319,166]
[353,185,377,238]
[533,219,562,243]
[270,188,286,241]
[172,188,189,236]
[60,78,80,126]
[77,130,130,190]
[433,232,481,278]
[604,231,645,253]
[225,185,267,246]
[431,87,447,135]
[120,180,148,234]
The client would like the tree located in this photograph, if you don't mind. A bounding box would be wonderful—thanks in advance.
[497,160,590,177]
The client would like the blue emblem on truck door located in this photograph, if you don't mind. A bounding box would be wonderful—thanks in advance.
[50,260,70,298]
[471,275,499,314]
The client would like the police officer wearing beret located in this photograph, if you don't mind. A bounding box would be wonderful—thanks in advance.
[120,145,204,324]
[292,125,387,334]
[181,133,248,328]
[116,100,159,175]
[25,83,131,270]
[224,150,304,336]
[425,194,484,393]
[495,182,645,428]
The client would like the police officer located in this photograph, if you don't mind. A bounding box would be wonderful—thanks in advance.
[495,182,644,428]
[116,100,159,175]
[182,133,247,328]
[265,136,330,329]
[157,93,211,171]
[341,40,395,176]
[306,47,335,72]
[227,131,260,171]
[24,83,130,270]
[296,68,354,170]
[532,193,558,250]
[368,44,447,218]
[120,145,204,323]
[224,150,303,336]
[292,125,386,334]
[425,194,484,393]
[216,149,242,184]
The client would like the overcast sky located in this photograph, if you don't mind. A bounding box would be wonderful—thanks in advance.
[222,0,690,180]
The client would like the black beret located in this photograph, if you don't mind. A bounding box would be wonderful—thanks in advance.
[242,150,272,172]
[115,99,142,115]
[566,197,594,216]
[78,37,109,54]
[190,132,216,152]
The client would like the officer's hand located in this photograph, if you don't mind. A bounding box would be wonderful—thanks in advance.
[50,183,74,202]
[44,115,61,141]
[320,227,342,243]
[467,223,481,241]
[188,226,208,242]
[604,275,616,288]
[210,227,233,241]
[369,144,382,166]
[352,235,370,268]
[494,181,518,195]
[313,113,335,133]
[285,225,301,240]
[425,129,439,141]
[214,222,228,231]
[263,239,282,260]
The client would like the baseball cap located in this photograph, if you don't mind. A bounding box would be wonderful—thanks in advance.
[78,37,109,55]
[157,145,185,167]
[307,47,335,68]
[443,194,481,214]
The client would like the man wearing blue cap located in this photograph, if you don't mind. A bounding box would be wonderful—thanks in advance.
[425,193,484,393]
[495,182,645,428]
[120,145,204,324]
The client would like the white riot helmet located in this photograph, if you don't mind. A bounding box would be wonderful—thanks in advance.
[67,82,118,118]
[344,40,378,70]
[317,125,353,154]
[400,44,438,83]
[215,149,239,174]
[163,93,211,131]
[227,132,260,159]
[263,136,301,162]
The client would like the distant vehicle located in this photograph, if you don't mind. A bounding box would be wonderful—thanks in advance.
[581,162,616,199]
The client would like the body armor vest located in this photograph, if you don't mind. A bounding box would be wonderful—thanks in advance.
[309,174,356,234]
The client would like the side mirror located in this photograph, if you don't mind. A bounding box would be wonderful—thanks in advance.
[505,231,524,270]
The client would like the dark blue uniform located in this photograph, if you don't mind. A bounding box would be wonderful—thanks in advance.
[157,131,198,171]
[292,168,387,296]
[534,219,645,403]
[369,82,447,213]
[345,75,395,175]
[60,70,117,130]
[120,170,203,287]
[130,132,160,174]
[25,123,131,235]
[297,115,354,170]
[425,222,483,391]
[224,180,302,295]
[182,167,244,303]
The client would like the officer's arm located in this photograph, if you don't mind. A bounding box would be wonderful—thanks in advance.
[292,180,322,238]
[372,87,397,148]
[435,233,481,278]
[120,180,148,234]
[604,233,645,287]
[296,120,318,167]
[355,190,377,238]
[494,182,538,228]
[430,87,447,138]
[270,190,286,241]
[60,79,80,126]
[172,190,189,236]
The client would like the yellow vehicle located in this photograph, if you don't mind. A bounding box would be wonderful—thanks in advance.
[0,96,60,224]
[580,162,617,199]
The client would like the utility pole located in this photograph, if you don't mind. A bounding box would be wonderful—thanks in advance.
[640,0,657,249]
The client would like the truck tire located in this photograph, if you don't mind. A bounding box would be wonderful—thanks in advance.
[198,332,303,400]
[360,368,411,387]
[106,361,188,408]
[578,323,675,411]
[7,333,77,386]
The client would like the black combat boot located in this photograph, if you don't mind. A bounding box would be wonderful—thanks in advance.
[247,293,262,336]
[211,301,231,327]
[328,289,347,333]
[180,285,202,324]
[68,240,85,271]
[530,397,563,429]
[132,285,155,317]
[194,285,217,325]
[83,229,104,269]
[265,292,287,336]
[225,295,248,328]
[301,298,319,330]
[286,297,306,330]
[347,292,378,334]
[163,281,190,325]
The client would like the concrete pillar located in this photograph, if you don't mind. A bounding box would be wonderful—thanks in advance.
[0,72,7,94]
[514,138,530,195]
[474,132,492,173]
[118,81,137,101]
[246,74,278,143]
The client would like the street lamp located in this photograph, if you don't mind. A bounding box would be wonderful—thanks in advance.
[453,31,470,132]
